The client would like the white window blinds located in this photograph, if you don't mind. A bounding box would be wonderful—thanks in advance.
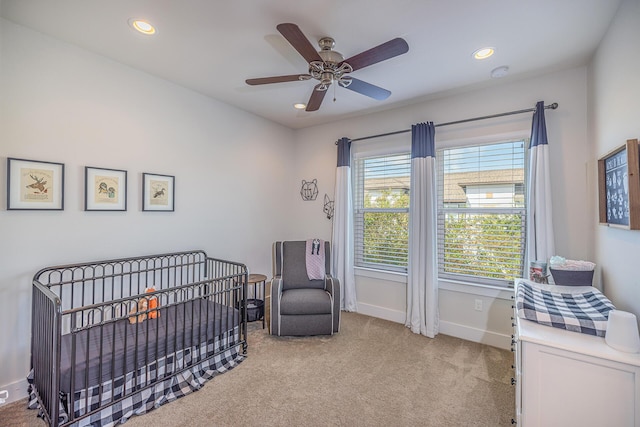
[353,153,411,272]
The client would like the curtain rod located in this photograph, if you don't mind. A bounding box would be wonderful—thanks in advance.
[336,102,558,144]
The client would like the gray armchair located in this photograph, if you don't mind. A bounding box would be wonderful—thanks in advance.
[270,241,341,336]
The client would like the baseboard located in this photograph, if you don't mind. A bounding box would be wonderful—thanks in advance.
[356,303,405,324]
[354,305,511,350]
[0,378,28,406]
[438,320,511,350]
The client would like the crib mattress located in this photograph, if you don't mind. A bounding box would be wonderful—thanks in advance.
[59,299,239,393]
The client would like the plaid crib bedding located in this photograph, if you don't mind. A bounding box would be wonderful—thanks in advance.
[28,329,243,427]
[516,281,615,337]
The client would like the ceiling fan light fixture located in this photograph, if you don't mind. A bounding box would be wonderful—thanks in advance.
[293,103,307,110]
[320,72,334,86]
[129,18,156,35]
[473,47,494,60]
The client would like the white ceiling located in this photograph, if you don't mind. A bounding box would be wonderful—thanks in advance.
[0,0,621,129]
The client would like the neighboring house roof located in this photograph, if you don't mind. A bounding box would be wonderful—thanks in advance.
[444,168,524,203]
[363,168,524,203]
[364,176,410,192]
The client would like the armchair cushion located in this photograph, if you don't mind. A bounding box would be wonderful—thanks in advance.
[280,289,332,315]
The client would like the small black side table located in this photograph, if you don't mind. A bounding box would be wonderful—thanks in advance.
[247,274,267,329]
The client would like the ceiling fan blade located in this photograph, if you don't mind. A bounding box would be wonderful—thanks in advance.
[306,85,327,111]
[343,38,409,72]
[246,74,310,85]
[343,78,391,100]
[277,23,323,64]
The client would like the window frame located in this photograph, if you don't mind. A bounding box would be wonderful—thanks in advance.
[352,150,411,274]
[436,137,528,288]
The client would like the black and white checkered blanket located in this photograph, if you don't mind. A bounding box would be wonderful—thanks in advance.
[516,281,615,337]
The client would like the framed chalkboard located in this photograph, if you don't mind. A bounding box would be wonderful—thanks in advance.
[598,139,640,229]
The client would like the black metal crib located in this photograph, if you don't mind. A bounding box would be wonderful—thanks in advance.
[29,250,247,426]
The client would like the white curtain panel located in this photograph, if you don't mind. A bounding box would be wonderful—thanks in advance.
[526,102,555,272]
[332,138,357,312]
[406,123,438,338]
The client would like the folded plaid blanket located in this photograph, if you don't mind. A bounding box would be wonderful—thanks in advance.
[516,281,615,337]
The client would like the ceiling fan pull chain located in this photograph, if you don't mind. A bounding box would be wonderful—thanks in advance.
[333,83,337,102]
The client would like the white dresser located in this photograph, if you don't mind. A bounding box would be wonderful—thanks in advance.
[513,279,640,426]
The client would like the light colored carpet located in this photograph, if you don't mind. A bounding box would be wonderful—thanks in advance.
[0,312,515,426]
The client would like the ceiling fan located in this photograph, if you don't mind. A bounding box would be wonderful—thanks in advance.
[246,23,409,112]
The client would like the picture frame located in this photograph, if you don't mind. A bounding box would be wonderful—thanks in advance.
[7,157,65,210]
[597,139,640,229]
[142,173,175,212]
[85,166,127,211]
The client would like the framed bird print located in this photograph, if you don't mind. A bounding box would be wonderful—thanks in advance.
[85,166,127,211]
[142,173,175,212]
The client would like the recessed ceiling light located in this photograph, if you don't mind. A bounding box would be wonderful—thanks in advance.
[129,18,156,35]
[473,47,495,60]
[293,103,306,110]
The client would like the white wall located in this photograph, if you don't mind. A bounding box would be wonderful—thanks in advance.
[291,66,591,349]
[589,0,640,317]
[0,19,295,401]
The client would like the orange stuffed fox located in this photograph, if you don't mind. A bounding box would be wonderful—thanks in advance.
[128,288,160,324]
[146,287,160,319]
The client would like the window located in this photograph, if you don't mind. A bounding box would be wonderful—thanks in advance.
[437,140,526,286]
[354,153,411,272]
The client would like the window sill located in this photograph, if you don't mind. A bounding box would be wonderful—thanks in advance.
[354,267,407,284]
